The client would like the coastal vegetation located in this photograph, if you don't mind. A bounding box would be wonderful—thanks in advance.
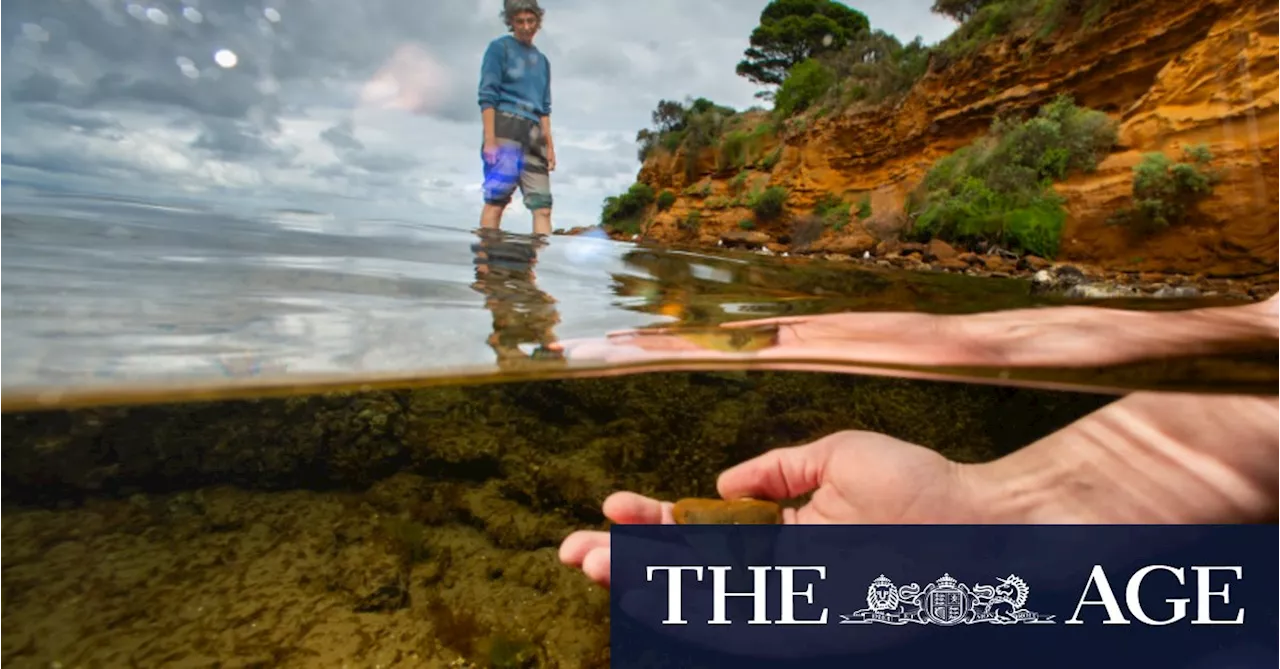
[904,94,1118,259]
[1108,145,1220,235]
[599,0,1217,259]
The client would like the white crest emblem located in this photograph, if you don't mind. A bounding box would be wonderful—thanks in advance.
[840,573,1055,626]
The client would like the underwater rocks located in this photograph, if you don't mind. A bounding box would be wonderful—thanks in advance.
[673,498,782,525]
[0,484,611,668]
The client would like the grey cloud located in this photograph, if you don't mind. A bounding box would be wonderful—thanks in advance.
[320,119,421,173]
[6,72,65,105]
[347,151,421,174]
[12,103,123,135]
[3,0,959,225]
[321,121,365,152]
[555,42,639,80]
[191,118,284,161]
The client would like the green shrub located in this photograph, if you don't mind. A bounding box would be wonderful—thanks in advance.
[773,59,836,118]
[813,193,848,229]
[632,96,766,177]
[809,30,931,113]
[656,190,677,211]
[600,182,656,233]
[907,95,1118,258]
[761,147,782,170]
[679,210,702,232]
[856,195,872,219]
[1111,145,1217,232]
[750,186,789,220]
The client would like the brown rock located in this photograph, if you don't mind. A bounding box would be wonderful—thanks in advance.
[938,257,971,272]
[720,230,772,248]
[672,498,783,525]
[899,242,927,257]
[1019,255,1052,271]
[985,256,1016,273]
[875,239,903,256]
[813,233,877,256]
[926,239,958,261]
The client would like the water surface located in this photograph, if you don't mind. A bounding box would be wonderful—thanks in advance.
[3,188,1271,414]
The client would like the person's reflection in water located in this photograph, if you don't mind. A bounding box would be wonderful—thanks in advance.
[470,228,565,370]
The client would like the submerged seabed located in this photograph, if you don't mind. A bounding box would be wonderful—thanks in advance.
[3,371,1122,668]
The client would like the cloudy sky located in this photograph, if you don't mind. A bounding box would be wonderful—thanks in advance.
[1,0,959,231]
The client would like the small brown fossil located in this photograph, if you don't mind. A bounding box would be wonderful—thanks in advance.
[672,497,783,525]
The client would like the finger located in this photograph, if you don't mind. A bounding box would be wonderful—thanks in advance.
[602,491,675,524]
[717,439,834,501]
[559,529,608,567]
[581,547,611,588]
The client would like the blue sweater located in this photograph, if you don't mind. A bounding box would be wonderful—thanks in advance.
[477,35,551,122]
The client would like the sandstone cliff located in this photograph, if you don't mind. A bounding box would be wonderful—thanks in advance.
[622,0,1277,282]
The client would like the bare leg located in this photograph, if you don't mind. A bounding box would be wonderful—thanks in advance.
[532,208,551,236]
[480,202,505,230]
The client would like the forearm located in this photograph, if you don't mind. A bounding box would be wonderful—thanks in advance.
[539,115,553,149]
[966,391,1279,524]
[947,296,1279,367]
[482,108,496,143]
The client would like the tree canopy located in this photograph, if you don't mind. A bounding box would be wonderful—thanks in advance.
[930,0,995,23]
[735,0,871,88]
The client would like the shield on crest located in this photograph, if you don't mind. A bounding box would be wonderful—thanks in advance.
[926,588,967,625]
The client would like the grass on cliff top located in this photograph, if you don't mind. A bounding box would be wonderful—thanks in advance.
[903,95,1118,258]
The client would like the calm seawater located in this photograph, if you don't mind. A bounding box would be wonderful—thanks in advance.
[0,185,1271,410]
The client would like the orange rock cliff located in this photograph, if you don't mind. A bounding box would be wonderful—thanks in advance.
[611,0,1277,281]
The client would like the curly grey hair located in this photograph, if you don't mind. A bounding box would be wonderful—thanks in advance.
[502,0,545,31]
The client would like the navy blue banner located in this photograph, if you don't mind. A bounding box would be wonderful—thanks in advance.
[610,525,1278,669]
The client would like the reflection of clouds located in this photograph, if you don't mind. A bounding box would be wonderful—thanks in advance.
[0,199,671,392]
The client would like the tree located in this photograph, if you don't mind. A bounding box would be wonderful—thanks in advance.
[735,0,871,88]
[651,99,686,133]
[930,0,994,23]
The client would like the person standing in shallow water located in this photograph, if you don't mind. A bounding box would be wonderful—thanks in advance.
[477,0,556,236]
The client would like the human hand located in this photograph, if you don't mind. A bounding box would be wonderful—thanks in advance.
[546,144,556,171]
[558,430,981,589]
[482,137,500,164]
[547,298,1278,374]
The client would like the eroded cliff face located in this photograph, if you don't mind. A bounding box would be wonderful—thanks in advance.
[628,0,1277,280]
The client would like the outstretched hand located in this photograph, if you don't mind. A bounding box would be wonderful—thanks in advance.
[548,297,1279,372]
[558,431,978,589]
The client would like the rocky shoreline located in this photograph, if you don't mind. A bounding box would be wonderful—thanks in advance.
[556,226,1277,303]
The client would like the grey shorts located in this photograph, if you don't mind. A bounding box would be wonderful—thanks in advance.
[481,111,552,210]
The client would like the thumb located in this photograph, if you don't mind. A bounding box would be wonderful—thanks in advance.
[716,438,835,501]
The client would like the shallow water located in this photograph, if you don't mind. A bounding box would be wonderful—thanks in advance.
[3,188,1272,415]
